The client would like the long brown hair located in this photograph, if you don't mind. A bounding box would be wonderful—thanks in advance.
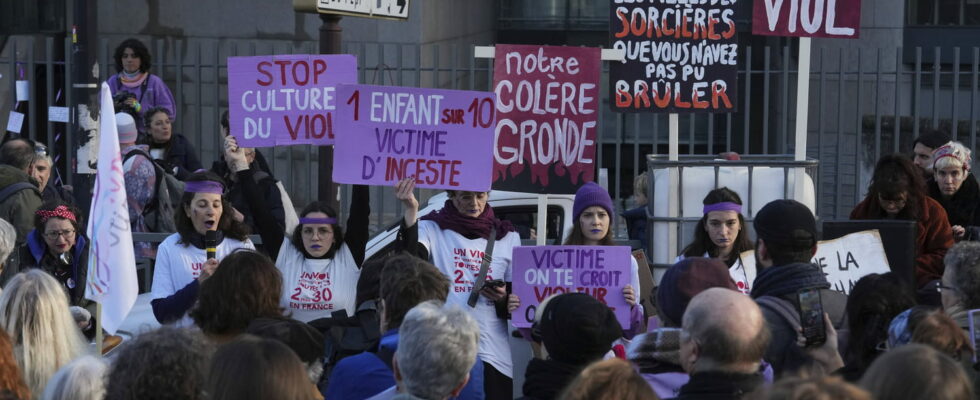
[681,187,752,266]
[190,250,284,336]
[176,170,250,245]
[862,154,926,220]
[0,329,29,400]
[206,335,315,400]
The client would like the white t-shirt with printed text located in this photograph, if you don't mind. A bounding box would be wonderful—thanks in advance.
[276,238,360,323]
[418,220,520,378]
[674,253,752,294]
[150,233,255,326]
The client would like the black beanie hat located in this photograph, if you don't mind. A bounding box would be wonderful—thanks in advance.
[539,293,623,365]
[753,199,817,248]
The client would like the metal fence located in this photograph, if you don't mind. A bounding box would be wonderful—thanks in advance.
[2,37,980,235]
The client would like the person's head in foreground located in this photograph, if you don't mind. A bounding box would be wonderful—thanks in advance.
[752,199,817,269]
[0,269,86,397]
[859,343,973,400]
[749,375,871,400]
[104,326,212,400]
[41,355,107,400]
[206,335,320,400]
[393,301,479,400]
[680,288,770,375]
[558,358,659,400]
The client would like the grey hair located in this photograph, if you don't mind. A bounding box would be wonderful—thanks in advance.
[946,242,980,309]
[41,355,108,400]
[0,218,16,266]
[396,301,479,400]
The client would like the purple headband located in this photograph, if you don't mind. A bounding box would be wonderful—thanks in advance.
[184,180,224,194]
[300,217,337,225]
[703,202,742,214]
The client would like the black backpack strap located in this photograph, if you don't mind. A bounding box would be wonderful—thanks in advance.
[0,182,36,204]
[373,344,395,372]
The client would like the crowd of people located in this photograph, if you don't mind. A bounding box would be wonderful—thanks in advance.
[0,36,979,400]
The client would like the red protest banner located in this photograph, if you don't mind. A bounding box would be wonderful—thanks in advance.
[492,44,601,194]
[752,0,861,39]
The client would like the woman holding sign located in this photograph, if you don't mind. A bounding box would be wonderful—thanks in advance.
[224,135,369,324]
[562,182,643,336]
[395,177,520,400]
[678,188,754,293]
[150,171,255,325]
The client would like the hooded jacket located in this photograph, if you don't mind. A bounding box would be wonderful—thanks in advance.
[751,263,848,378]
[0,165,41,243]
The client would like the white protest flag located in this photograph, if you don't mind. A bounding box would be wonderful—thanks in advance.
[84,82,138,334]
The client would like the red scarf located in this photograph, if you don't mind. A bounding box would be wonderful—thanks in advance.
[421,200,515,240]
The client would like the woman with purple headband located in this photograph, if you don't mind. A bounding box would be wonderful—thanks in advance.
[150,170,254,325]
[223,137,369,323]
[678,187,754,293]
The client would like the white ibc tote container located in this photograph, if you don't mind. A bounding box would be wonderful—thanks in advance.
[645,155,819,281]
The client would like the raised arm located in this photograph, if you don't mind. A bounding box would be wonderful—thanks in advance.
[224,136,284,258]
[344,185,370,267]
[394,178,428,259]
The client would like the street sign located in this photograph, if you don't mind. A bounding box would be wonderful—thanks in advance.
[315,0,409,20]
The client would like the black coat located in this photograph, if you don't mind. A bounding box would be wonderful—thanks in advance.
[928,173,980,230]
[669,371,764,400]
[144,133,203,180]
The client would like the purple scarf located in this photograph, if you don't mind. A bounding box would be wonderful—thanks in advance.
[421,200,515,240]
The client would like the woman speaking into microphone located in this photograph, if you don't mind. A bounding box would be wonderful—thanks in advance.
[150,171,255,325]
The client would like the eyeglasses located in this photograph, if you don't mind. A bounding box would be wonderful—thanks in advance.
[43,229,75,240]
[936,283,957,293]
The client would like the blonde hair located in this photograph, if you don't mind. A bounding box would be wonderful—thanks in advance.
[932,141,972,171]
[559,358,659,400]
[0,270,87,397]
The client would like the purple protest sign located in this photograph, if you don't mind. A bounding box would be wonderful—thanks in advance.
[227,54,357,147]
[511,245,632,328]
[333,84,496,192]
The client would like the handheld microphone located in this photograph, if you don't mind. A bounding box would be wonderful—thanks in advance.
[205,230,217,260]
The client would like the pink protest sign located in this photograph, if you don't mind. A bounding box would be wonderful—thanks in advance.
[511,245,632,328]
[492,44,600,194]
[227,54,357,147]
[333,84,496,192]
[753,0,861,38]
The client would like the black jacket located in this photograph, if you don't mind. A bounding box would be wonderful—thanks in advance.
[516,358,585,400]
[145,133,203,180]
[750,262,848,378]
[928,174,980,237]
[669,371,764,400]
[225,169,285,235]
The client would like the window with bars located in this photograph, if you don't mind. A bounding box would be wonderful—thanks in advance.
[908,0,980,26]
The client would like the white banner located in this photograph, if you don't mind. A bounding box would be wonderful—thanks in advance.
[316,0,409,20]
[84,83,138,334]
[739,229,891,295]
